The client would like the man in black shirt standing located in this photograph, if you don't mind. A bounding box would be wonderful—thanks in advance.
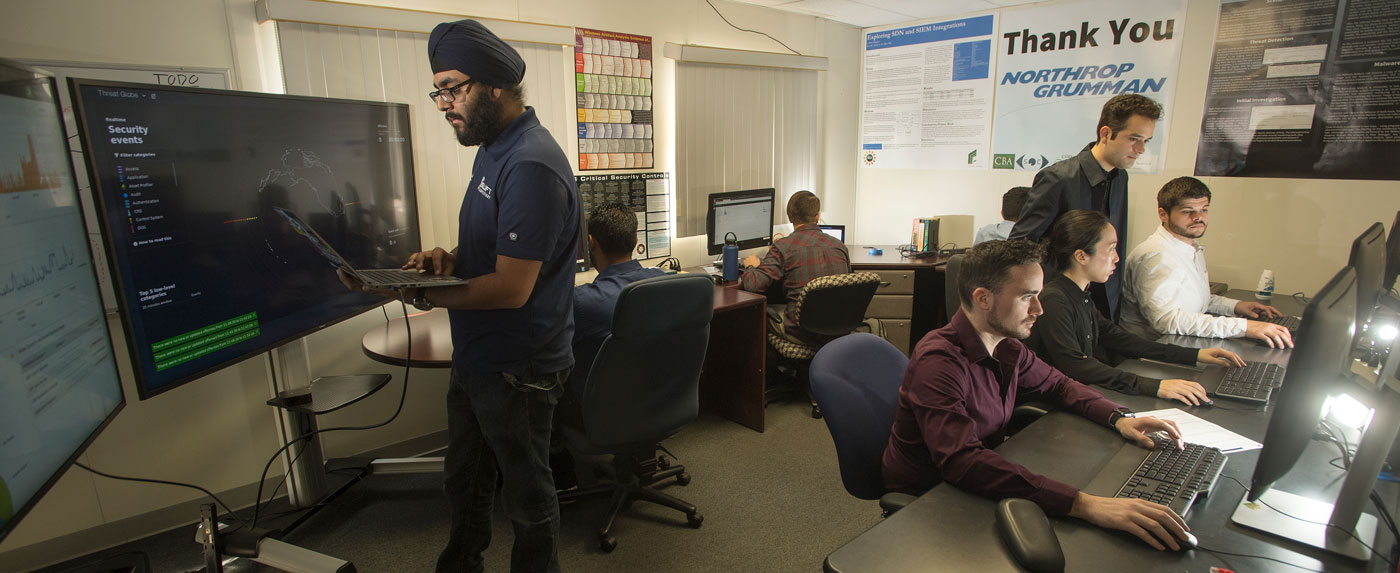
[1009,94,1162,322]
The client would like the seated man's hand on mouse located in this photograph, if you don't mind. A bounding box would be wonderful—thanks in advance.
[1069,492,1192,551]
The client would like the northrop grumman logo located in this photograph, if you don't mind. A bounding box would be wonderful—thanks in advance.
[477,177,493,199]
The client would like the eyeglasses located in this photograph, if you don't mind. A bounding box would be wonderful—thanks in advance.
[428,78,475,104]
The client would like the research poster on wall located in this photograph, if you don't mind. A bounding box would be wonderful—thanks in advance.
[1194,0,1400,181]
[860,15,997,170]
[575,28,654,171]
[991,0,1185,173]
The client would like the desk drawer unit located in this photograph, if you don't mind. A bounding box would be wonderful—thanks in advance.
[868,271,915,355]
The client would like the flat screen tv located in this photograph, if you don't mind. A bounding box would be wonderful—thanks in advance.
[69,78,421,399]
[0,60,124,543]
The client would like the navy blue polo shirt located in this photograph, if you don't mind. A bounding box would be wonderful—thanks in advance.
[449,107,579,376]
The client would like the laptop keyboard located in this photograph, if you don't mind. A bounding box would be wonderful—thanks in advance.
[357,269,456,284]
[1212,362,1285,404]
[1111,436,1227,517]
[1263,315,1302,330]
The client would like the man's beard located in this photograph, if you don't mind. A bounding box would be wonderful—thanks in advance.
[987,306,1033,340]
[450,93,505,147]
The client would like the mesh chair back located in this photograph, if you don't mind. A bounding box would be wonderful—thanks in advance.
[944,254,964,316]
[810,333,908,499]
[580,274,714,450]
[790,272,881,337]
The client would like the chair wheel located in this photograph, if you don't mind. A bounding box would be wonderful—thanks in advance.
[811,404,823,419]
[657,456,672,469]
[687,512,704,528]
[676,472,691,486]
[599,534,617,552]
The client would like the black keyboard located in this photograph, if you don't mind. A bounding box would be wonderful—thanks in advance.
[1213,362,1285,404]
[1112,437,1227,517]
[357,269,457,284]
[1263,315,1302,330]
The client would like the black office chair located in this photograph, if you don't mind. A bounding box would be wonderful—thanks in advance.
[766,271,882,418]
[557,274,713,553]
[944,253,1050,429]
[809,333,915,516]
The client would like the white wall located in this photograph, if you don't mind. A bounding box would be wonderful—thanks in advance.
[0,0,859,567]
[854,0,1400,297]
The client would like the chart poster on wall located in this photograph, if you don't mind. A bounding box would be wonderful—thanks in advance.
[575,172,670,259]
[575,28,654,171]
[1194,0,1400,181]
[860,15,997,170]
[991,0,1184,173]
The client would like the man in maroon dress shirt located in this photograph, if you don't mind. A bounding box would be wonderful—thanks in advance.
[881,239,1193,551]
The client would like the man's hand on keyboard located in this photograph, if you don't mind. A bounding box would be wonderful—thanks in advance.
[1157,380,1210,406]
[1235,300,1281,319]
[1069,492,1191,551]
[1197,347,1246,368]
[403,247,456,276]
[1245,320,1294,348]
[1115,416,1183,450]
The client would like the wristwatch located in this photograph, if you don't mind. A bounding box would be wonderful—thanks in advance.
[410,288,434,311]
[1107,408,1135,428]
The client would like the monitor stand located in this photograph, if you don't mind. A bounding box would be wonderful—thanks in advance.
[1231,489,1378,561]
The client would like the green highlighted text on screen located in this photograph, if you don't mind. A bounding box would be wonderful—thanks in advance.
[152,312,260,371]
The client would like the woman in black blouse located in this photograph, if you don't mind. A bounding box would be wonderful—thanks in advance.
[1026,210,1243,406]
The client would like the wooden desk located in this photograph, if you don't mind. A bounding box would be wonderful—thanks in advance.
[360,308,454,368]
[359,286,771,432]
[848,245,951,354]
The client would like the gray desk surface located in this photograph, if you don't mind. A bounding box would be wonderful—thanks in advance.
[824,291,1396,572]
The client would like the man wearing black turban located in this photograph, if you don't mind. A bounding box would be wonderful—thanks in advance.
[343,18,578,573]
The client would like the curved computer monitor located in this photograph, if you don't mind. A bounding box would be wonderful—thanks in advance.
[69,78,421,399]
[1386,211,1400,293]
[706,188,774,256]
[1349,223,1386,333]
[1248,265,1357,500]
[0,60,125,543]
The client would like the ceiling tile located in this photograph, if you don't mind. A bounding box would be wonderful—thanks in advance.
[776,0,915,28]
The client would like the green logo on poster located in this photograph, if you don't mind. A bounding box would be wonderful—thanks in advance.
[967,149,977,164]
[993,154,1015,169]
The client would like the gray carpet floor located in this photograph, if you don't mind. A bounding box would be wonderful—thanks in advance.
[41,400,883,572]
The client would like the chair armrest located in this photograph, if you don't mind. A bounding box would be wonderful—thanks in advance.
[879,492,916,516]
[1012,403,1050,420]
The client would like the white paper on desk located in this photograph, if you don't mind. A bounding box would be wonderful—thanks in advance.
[1137,408,1262,454]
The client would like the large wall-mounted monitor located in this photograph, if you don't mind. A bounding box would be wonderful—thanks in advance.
[0,60,125,543]
[69,78,421,399]
[706,188,774,256]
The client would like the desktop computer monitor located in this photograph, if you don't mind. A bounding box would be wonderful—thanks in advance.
[0,59,125,543]
[706,188,774,256]
[819,224,846,243]
[1248,265,1358,501]
[69,78,421,399]
[1349,223,1386,333]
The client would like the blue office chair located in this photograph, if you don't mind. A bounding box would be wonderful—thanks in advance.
[557,274,713,553]
[809,333,915,515]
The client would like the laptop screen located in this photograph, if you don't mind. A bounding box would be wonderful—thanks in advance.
[820,224,845,243]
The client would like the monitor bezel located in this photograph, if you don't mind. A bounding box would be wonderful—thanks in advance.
[0,60,126,544]
[705,188,775,256]
[67,77,419,400]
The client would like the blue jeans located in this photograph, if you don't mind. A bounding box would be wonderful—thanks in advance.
[437,367,567,573]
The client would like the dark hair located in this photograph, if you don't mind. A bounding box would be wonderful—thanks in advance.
[500,83,526,105]
[1002,187,1030,221]
[1042,210,1111,272]
[1157,176,1212,212]
[1096,94,1162,142]
[957,239,1044,308]
[587,202,638,256]
[786,190,820,224]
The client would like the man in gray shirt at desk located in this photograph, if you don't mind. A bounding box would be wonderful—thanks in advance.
[883,240,1194,551]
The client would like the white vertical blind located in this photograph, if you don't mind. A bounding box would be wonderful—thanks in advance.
[274,21,574,250]
[676,62,819,237]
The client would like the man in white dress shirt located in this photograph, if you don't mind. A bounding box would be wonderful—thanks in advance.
[1120,177,1293,348]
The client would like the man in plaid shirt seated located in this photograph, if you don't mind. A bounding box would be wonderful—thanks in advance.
[739,190,851,344]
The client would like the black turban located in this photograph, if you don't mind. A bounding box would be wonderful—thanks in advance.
[428,19,526,88]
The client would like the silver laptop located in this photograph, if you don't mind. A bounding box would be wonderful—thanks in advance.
[274,207,465,289]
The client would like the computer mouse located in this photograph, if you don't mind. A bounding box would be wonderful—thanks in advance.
[1177,531,1199,551]
[995,498,1065,572]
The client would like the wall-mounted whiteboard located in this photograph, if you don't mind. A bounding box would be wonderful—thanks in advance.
[21,60,231,312]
